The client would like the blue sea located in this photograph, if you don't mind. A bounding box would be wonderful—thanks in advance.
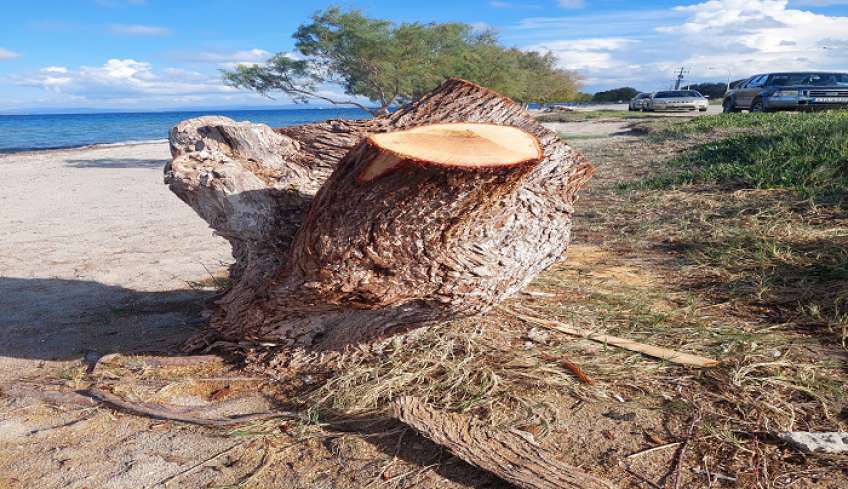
[0,108,371,153]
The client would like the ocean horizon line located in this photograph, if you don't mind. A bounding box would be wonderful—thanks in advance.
[0,105,379,117]
[0,107,372,154]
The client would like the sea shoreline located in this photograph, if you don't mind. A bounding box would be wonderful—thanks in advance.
[1,138,231,369]
[0,138,170,157]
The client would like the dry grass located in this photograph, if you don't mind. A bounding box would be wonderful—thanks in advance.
[245,120,848,487]
[301,319,596,432]
[567,129,847,486]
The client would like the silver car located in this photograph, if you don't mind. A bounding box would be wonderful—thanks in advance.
[646,90,709,112]
[628,93,651,111]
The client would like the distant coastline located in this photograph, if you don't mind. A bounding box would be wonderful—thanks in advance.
[0,107,371,154]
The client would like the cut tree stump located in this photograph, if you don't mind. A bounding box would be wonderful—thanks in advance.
[165,78,593,352]
[393,396,615,489]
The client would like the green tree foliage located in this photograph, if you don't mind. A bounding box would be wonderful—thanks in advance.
[514,51,583,105]
[591,87,640,102]
[223,7,581,115]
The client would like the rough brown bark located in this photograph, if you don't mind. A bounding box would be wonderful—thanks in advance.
[165,78,593,351]
[392,396,615,489]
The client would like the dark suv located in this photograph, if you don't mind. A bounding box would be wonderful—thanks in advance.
[722,72,848,113]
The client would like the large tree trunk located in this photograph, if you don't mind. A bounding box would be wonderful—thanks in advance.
[165,78,593,351]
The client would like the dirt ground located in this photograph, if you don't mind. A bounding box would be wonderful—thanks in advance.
[1,115,845,488]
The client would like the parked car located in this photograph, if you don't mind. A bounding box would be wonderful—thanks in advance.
[723,72,848,113]
[645,90,709,112]
[628,93,652,111]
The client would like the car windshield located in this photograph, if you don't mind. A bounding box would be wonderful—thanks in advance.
[654,91,702,98]
[768,73,848,86]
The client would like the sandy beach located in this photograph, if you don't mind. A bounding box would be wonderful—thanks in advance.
[0,141,243,487]
[0,141,231,374]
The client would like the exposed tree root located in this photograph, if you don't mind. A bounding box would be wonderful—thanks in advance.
[392,396,615,489]
[81,387,303,426]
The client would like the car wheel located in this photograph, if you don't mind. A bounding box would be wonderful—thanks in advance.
[750,98,767,113]
[722,98,736,113]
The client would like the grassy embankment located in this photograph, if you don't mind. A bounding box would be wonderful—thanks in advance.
[630,112,848,353]
[570,111,847,485]
[637,111,848,196]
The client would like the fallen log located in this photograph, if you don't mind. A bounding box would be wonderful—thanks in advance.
[392,396,615,489]
[165,78,593,352]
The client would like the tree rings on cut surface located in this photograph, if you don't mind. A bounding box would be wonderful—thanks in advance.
[358,123,543,182]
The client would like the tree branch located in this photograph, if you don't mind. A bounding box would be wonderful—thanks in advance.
[289,87,377,115]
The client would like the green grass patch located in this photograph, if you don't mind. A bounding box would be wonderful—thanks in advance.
[644,111,813,138]
[635,111,848,195]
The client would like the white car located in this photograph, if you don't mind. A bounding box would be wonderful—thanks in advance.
[628,93,652,111]
[646,90,709,112]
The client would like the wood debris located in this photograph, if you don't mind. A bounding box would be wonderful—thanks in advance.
[539,351,594,384]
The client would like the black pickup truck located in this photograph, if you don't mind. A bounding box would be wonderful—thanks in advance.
[722,72,848,113]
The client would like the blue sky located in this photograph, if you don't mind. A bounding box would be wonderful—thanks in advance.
[2,0,848,112]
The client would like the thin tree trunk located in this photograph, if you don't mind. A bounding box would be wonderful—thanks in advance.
[165,78,593,351]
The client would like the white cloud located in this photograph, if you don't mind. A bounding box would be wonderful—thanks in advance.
[657,0,848,79]
[1,55,369,110]
[15,58,236,100]
[527,37,637,70]
[509,9,682,44]
[179,48,272,69]
[37,66,72,88]
[512,0,848,92]
[110,24,171,36]
[0,48,20,60]
[558,0,586,8]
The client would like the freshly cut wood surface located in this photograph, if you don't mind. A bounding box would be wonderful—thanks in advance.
[393,396,615,489]
[363,123,542,180]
